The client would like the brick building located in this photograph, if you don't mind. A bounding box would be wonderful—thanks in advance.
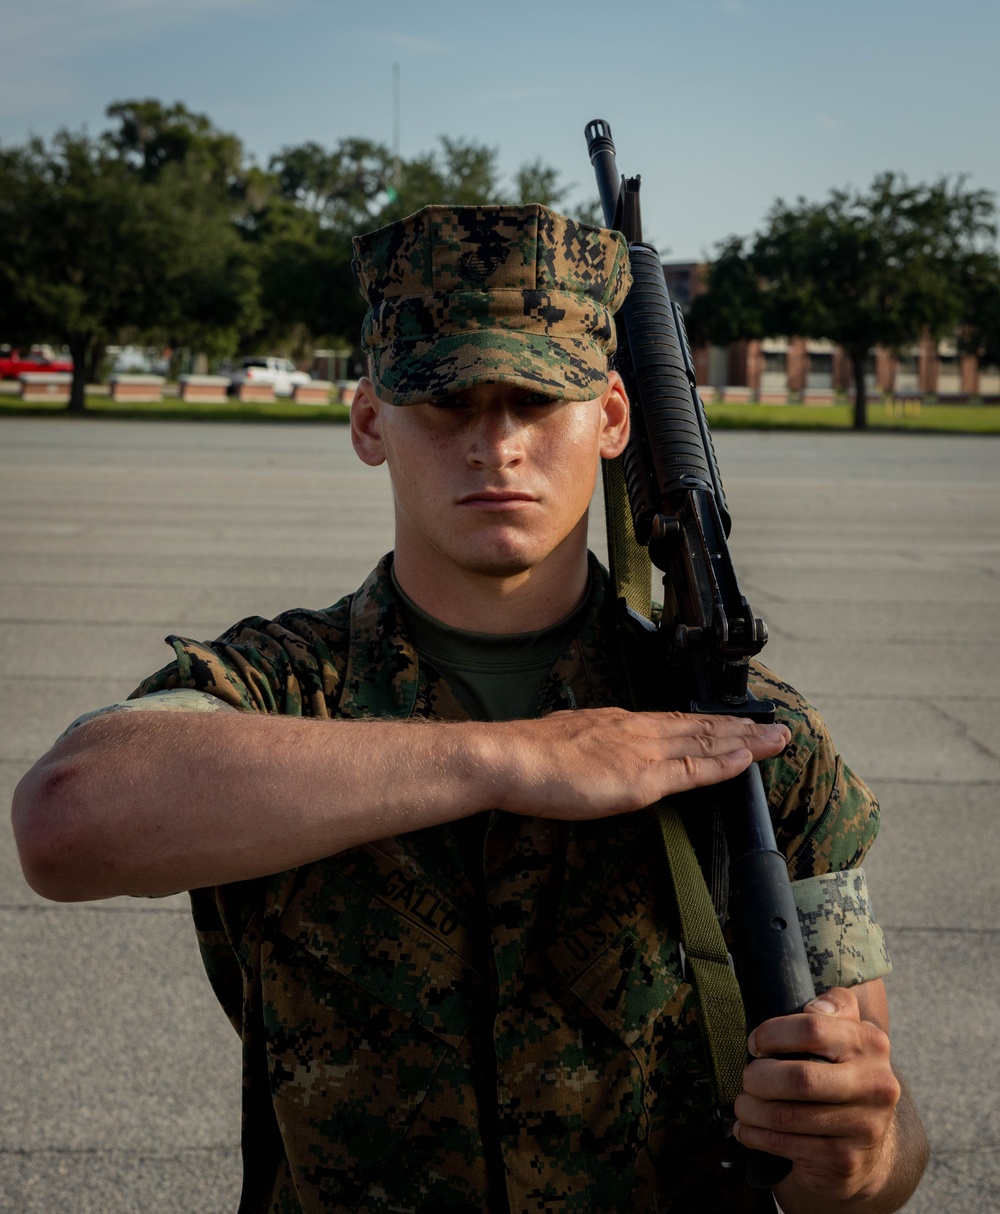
[663,260,1000,402]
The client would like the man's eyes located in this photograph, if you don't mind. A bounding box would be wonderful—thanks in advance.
[428,397,472,411]
[430,392,558,410]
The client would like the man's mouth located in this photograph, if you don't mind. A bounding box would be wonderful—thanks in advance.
[458,485,533,500]
[457,490,536,506]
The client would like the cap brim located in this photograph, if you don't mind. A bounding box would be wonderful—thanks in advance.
[370,329,609,406]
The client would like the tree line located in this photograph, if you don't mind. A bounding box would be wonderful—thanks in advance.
[2,98,998,426]
[688,174,1000,428]
[0,100,594,412]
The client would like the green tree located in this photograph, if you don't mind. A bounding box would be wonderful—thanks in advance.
[686,235,767,348]
[512,158,569,208]
[269,137,393,233]
[569,199,606,227]
[259,137,415,354]
[1,100,590,400]
[692,174,997,428]
[958,249,1000,369]
[387,137,583,218]
[254,136,582,359]
[242,193,361,358]
[104,98,243,187]
[419,135,501,204]
[0,126,257,411]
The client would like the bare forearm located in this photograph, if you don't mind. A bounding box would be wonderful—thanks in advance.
[12,712,489,900]
[13,706,789,902]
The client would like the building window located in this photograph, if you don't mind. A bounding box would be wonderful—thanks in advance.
[979,364,1000,396]
[895,350,919,394]
[937,354,961,395]
[665,269,691,306]
[807,352,834,389]
[760,350,788,393]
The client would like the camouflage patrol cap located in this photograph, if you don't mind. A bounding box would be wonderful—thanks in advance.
[352,204,631,405]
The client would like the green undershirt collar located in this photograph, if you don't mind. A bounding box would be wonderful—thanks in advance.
[391,565,591,722]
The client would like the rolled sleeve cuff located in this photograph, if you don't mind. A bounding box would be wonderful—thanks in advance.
[791,867,891,993]
[59,688,239,739]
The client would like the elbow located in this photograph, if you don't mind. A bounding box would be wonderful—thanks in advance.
[11,754,112,902]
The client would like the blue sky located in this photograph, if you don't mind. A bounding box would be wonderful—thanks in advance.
[2,0,997,260]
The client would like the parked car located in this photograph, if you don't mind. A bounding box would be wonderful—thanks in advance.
[0,346,73,379]
[228,357,311,398]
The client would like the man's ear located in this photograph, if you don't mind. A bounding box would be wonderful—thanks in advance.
[599,370,630,460]
[351,377,386,467]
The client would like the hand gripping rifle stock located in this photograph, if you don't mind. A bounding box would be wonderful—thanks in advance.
[586,119,816,1190]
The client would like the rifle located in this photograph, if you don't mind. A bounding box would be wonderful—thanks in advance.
[585,118,816,1190]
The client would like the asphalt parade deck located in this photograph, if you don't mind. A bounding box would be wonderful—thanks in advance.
[1,418,997,1212]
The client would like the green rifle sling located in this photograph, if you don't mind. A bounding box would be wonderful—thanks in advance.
[657,804,747,1110]
[601,454,652,619]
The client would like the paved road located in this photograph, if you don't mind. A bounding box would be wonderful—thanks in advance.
[1,418,997,1212]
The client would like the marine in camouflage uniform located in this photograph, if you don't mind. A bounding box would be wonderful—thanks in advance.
[116,551,887,1213]
[41,205,902,1212]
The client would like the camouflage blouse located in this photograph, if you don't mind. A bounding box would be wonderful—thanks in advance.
[130,555,888,1214]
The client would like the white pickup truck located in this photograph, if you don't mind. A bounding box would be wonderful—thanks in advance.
[228,356,311,398]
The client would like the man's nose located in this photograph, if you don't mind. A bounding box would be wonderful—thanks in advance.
[467,409,524,468]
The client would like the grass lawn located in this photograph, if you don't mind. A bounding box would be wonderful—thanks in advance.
[0,393,351,423]
[1,391,998,434]
[707,400,1000,434]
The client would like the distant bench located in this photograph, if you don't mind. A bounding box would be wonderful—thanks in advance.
[292,380,333,405]
[178,375,230,404]
[109,374,165,402]
[19,372,72,403]
[233,382,275,403]
[234,381,335,404]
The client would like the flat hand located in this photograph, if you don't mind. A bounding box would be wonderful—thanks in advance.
[733,985,901,1206]
[487,708,790,819]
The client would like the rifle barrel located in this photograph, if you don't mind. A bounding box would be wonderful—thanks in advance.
[585,119,621,229]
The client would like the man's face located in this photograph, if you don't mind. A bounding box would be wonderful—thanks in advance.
[351,376,629,591]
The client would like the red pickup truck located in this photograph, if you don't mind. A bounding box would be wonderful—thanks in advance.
[0,348,74,379]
